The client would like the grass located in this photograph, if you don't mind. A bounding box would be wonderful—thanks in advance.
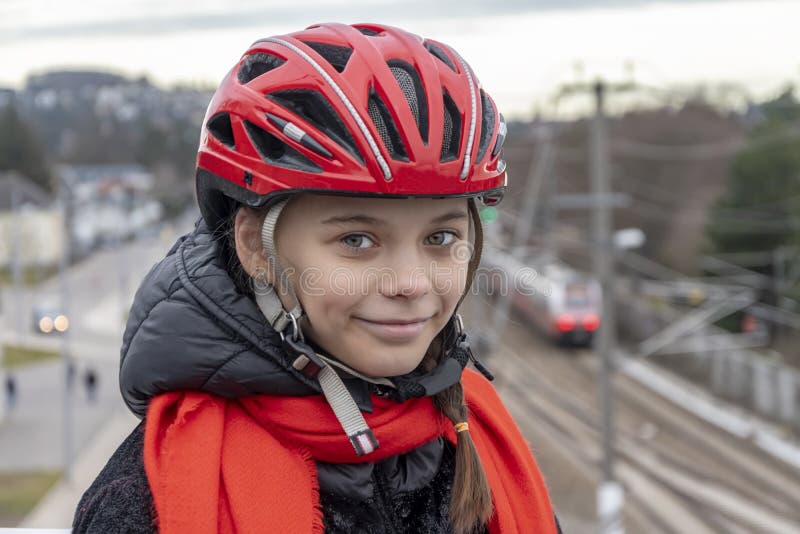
[0,266,58,287]
[2,344,60,369]
[0,470,62,527]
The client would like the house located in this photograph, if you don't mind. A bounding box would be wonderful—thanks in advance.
[57,164,162,255]
[0,172,62,269]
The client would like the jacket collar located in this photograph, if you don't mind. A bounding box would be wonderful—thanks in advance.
[120,217,319,417]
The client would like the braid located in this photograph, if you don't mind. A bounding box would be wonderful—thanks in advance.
[428,199,493,533]
[433,379,493,533]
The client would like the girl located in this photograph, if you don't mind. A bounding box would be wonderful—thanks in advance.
[74,22,561,533]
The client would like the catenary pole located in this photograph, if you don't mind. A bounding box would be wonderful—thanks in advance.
[486,125,555,355]
[591,79,624,534]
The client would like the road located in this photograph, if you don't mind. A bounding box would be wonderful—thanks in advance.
[463,296,800,533]
[0,359,122,471]
[0,216,194,472]
[2,231,180,347]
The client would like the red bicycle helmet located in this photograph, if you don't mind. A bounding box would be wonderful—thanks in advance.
[196,22,507,232]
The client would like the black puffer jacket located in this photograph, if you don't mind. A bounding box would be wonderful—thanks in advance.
[73,218,464,533]
[73,219,561,533]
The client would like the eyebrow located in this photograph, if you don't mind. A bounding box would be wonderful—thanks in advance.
[321,210,468,226]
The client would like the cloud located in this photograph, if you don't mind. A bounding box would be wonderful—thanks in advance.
[0,0,735,43]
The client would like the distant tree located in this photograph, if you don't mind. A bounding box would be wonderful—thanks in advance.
[761,84,800,123]
[541,99,743,272]
[135,118,170,167]
[0,100,51,191]
[706,87,800,255]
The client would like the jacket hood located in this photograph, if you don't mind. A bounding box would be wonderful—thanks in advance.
[120,217,319,417]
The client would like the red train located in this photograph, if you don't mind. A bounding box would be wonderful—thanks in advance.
[481,250,602,347]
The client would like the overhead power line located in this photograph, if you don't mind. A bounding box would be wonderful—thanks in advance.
[612,122,800,161]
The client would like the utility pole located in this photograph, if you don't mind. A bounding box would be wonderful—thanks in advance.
[553,76,634,534]
[11,182,23,341]
[541,152,559,256]
[773,247,786,341]
[486,125,556,355]
[2,180,23,424]
[58,172,74,482]
[489,74,635,532]
[590,80,624,534]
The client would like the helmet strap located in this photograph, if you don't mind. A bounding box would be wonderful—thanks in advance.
[257,198,305,334]
[255,198,380,456]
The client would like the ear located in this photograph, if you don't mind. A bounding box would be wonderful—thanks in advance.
[234,207,266,278]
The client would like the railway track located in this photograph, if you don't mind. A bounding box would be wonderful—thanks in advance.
[469,301,800,533]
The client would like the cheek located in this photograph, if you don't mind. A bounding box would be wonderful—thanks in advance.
[302,295,349,331]
[432,258,469,306]
[293,264,364,331]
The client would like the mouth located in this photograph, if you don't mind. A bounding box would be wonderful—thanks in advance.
[357,316,433,325]
[353,314,434,340]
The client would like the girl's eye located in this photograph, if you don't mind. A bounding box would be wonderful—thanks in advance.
[426,231,458,246]
[341,233,375,250]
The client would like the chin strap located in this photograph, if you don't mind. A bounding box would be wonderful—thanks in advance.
[256,199,304,333]
[387,314,494,403]
[257,200,380,455]
[280,321,380,455]
[253,199,369,454]
[272,311,495,457]
[254,285,303,333]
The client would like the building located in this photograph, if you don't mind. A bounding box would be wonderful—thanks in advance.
[57,164,162,255]
[0,172,63,269]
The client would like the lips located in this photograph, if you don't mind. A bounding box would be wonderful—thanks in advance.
[354,314,434,341]
[358,316,432,325]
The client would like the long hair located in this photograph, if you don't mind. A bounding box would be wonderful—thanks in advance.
[224,198,493,533]
[424,198,493,533]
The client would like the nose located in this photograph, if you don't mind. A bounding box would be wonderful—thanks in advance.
[380,252,431,300]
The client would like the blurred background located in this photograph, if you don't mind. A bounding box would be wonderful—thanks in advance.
[1,1,800,532]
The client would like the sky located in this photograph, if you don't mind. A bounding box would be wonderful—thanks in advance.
[1,0,798,118]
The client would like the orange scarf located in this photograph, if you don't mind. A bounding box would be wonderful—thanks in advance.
[144,369,557,533]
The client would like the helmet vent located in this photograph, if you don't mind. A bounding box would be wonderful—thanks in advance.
[355,26,381,36]
[300,41,353,73]
[207,112,236,149]
[267,89,364,164]
[368,89,408,161]
[238,53,286,84]
[424,42,456,72]
[440,90,462,162]
[476,89,495,163]
[388,60,429,144]
[243,120,322,173]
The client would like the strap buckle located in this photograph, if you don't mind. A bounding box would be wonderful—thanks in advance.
[281,318,322,378]
[452,313,495,382]
[454,313,465,336]
[278,310,303,343]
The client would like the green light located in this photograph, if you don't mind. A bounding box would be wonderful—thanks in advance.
[480,206,498,223]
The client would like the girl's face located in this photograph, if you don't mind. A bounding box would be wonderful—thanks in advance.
[244,194,472,378]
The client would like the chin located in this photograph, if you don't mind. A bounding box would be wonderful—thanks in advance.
[356,343,428,378]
